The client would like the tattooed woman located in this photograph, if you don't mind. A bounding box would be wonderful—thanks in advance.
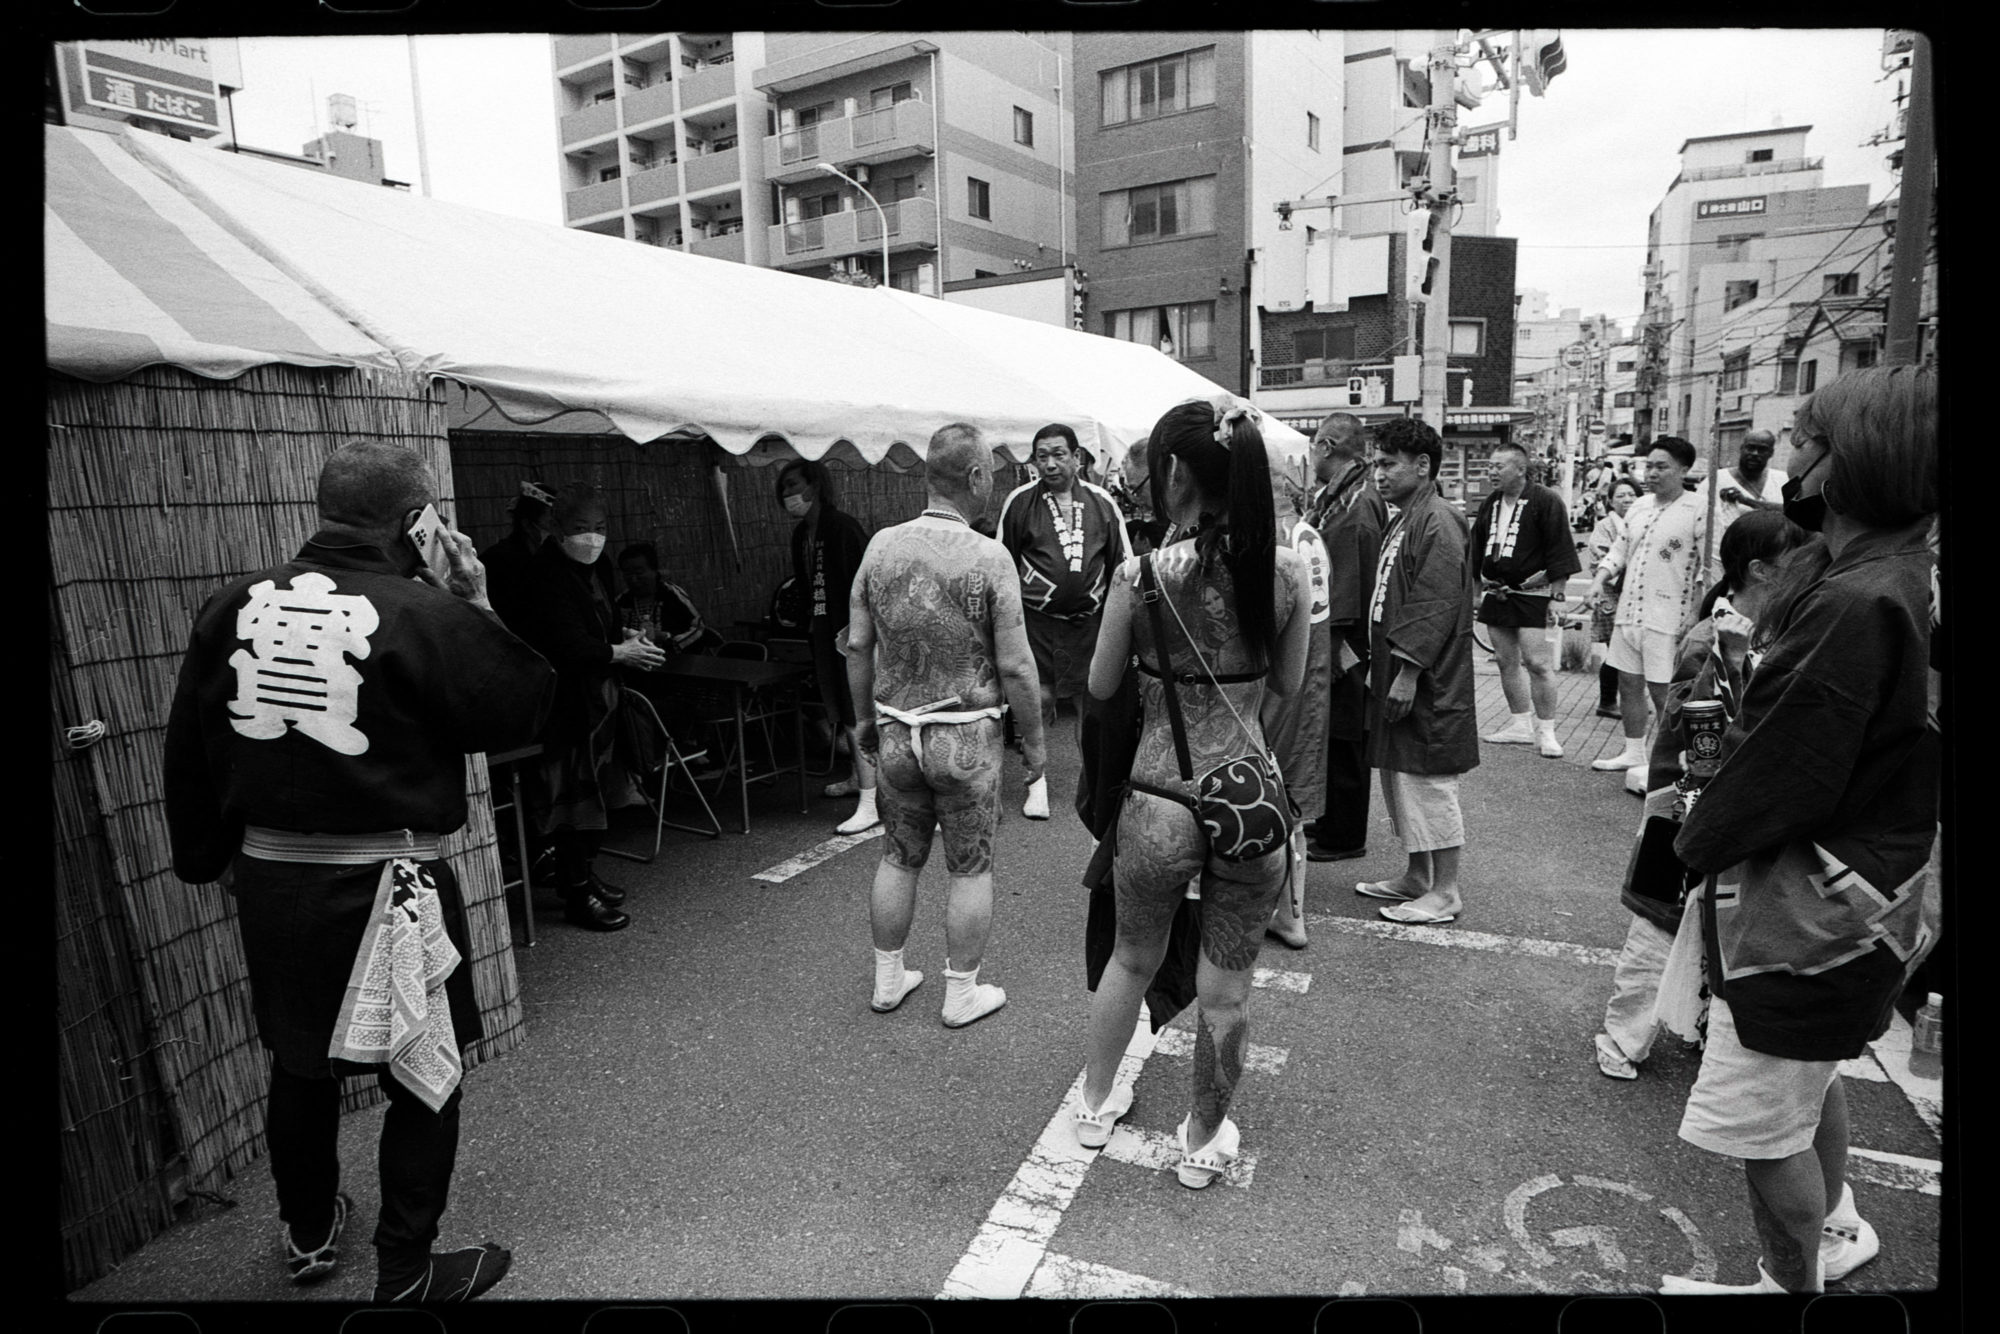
[1070,398,1313,1187]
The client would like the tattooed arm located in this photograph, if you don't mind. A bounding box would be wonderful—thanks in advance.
[1265,547,1313,698]
[845,534,883,757]
[990,548,1047,781]
[1088,556,1138,700]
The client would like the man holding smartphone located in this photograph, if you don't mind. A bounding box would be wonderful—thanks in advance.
[165,441,555,1303]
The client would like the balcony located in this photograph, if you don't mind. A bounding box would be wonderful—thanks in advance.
[767,202,935,269]
[553,34,614,71]
[690,230,745,263]
[564,178,625,222]
[763,103,935,184]
[682,145,740,195]
[627,163,679,207]
[1683,156,1823,184]
[559,100,618,146]
[755,35,937,95]
[622,79,675,127]
[680,62,735,110]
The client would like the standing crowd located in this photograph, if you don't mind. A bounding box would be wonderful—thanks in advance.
[162,365,1939,1300]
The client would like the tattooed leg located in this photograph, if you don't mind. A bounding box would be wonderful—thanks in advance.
[1189,948,1256,1147]
[1083,791,1198,1108]
[1743,1151,1828,1292]
[942,873,995,972]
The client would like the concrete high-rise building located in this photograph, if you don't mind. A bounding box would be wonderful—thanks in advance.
[551,32,1073,292]
[1635,125,1874,461]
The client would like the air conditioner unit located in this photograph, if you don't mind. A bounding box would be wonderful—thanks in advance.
[850,164,870,186]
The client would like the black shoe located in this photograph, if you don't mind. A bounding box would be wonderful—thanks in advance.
[585,868,626,906]
[1595,704,1621,719]
[562,894,630,931]
[373,1243,513,1303]
[283,1191,351,1284]
[1306,843,1367,863]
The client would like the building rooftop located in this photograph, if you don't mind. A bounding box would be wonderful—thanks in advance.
[1678,125,1813,154]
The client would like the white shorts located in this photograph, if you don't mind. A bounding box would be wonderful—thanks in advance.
[1678,998,1840,1160]
[1605,623,1678,685]
[1378,769,1464,853]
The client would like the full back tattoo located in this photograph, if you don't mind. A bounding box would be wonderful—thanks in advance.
[860,521,1023,876]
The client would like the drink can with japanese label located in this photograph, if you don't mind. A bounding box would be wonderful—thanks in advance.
[1682,699,1726,780]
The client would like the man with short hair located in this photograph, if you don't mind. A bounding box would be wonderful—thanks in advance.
[165,441,554,1303]
[1359,417,1480,925]
[1587,436,1713,792]
[1303,412,1388,861]
[848,424,1049,1027]
[1000,423,1132,820]
[1471,441,1582,757]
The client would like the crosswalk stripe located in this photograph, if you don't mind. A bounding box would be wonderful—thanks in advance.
[1151,1025,1289,1074]
[1099,1123,1259,1188]
[750,825,884,882]
[1310,913,1623,968]
[1252,967,1312,993]
[1026,1252,1199,1298]
[1847,1146,1942,1196]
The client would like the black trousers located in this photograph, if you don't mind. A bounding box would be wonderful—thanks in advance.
[266,1060,462,1273]
[1316,656,1372,851]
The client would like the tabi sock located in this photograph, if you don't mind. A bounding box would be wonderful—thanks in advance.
[871,947,922,1011]
[941,960,1007,1027]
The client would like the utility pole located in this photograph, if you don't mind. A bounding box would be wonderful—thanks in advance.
[1884,31,1932,365]
[1418,33,1458,436]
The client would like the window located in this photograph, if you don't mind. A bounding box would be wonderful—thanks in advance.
[798,191,840,220]
[1616,360,1636,373]
[1099,47,1217,126]
[1014,106,1034,146]
[1105,303,1214,360]
[1846,342,1879,371]
[1614,391,1637,408]
[592,89,616,105]
[1723,279,1760,311]
[1747,148,1774,163]
[1457,175,1479,203]
[1294,325,1357,363]
[1448,319,1485,356]
[974,269,998,279]
[891,268,921,293]
[889,174,917,202]
[598,166,621,183]
[1823,272,1859,297]
[1778,358,1799,394]
[1099,176,1216,246]
[968,177,991,221]
[1800,360,1818,394]
[1307,111,1320,152]
[1720,349,1749,392]
[870,82,914,110]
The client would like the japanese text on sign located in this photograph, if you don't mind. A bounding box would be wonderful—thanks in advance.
[1459,127,1502,158]
[1696,196,1767,219]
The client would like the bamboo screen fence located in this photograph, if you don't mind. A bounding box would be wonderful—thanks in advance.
[450,431,1036,631]
[50,364,527,1290]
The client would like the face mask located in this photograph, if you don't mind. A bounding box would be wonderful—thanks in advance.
[1780,450,1828,532]
[783,494,812,519]
[561,533,606,564]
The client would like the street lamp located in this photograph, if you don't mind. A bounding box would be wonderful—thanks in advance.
[816,161,890,289]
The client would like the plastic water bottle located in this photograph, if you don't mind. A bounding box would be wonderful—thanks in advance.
[1908,993,1943,1080]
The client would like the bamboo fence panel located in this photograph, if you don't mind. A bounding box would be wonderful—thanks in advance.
[449,432,940,633]
[49,365,526,1287]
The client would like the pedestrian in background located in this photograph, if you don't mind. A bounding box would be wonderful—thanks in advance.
[1355,417,1480,926]
[1471,441,1581,758]
[1263,446,1334,949]
[1662,364,1938,1295]
[1588,478,1641,716]
[478,479,558,629]
[777,459,879,834]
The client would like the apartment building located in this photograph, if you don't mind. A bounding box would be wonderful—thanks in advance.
[552,32,1072,290]
[552,33,774,261]
[1634,125,1875,459]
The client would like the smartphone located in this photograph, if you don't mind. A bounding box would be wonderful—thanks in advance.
[407,504,455,584]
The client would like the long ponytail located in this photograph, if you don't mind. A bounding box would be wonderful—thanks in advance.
[1145,399,1281,664]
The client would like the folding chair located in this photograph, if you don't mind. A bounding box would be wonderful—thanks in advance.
[603,686,722,862]
[766,635,837,776]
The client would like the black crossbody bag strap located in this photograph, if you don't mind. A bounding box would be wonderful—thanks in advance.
[1140,553,1195,783]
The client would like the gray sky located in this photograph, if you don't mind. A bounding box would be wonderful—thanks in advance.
[215,29,1905,329]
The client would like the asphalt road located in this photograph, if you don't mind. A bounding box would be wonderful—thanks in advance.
[69,654,1943,1310]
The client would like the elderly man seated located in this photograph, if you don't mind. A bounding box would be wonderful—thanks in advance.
[615,542,722,655]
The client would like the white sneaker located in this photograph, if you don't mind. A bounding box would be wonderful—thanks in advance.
[1022,776,1050,820]
[1591,750,1645,771]
[1822,1183,1879,1281]
[1537,733,1564,758]
[1482,721,1537,745]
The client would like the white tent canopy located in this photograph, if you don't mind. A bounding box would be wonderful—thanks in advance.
[86,127,1304,473]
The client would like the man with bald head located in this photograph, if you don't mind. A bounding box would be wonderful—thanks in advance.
[1713,429,1788,560]
[1301,411,1389,861]
[847,423,1048,1028]
[166,440,553,1302]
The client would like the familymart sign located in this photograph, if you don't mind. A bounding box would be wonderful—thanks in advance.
[75,39,222,134]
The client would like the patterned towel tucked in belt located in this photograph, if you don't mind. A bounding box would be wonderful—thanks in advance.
[328,858,464,1111]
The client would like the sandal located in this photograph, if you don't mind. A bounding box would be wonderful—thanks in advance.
[284,1191,352,1283]
[1594,1033,1639,1081]
[1072,1083,1133,1149]
[1175,1115,1240,1189]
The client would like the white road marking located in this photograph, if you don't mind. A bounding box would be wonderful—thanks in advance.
[1309,913,1622,968]
[1847,1146,1942,1196]
[1838,1053,1891,1082]
[938,1014,1158,1299]
[1397,1209,1453,1253]
[1252,966,1312,993]
[1150,1025,1290,1075]
[1098,1123,1258,1188]
[750,826,884,882]
[1866,1009,1943,1138]
[1025,1253,1198,1299]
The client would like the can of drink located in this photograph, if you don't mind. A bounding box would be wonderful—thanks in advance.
[1682,699,1726,780]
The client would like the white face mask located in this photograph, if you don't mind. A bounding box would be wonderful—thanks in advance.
[561,533,606,564]
[783,493,812,519]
